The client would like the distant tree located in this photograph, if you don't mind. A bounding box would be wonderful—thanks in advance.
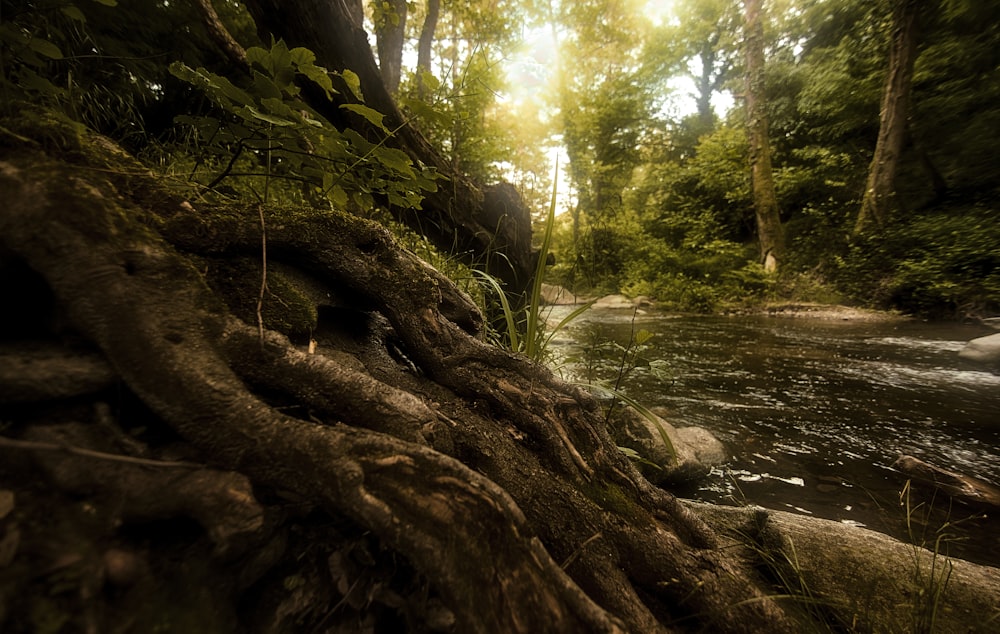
[855,0,920,234]
[743,0,785,271]
[416,0,441,97]
[650,0,740,136]
[556,0,655,288]
[372,0,409,94]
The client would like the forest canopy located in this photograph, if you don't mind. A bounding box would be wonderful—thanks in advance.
[3,0,999,318]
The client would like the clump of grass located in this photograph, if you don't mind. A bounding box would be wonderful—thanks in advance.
[736,509,845,632]
[898,480,974,634]
[474,158,592,362]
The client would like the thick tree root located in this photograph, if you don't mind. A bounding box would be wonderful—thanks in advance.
[0,119,800,632]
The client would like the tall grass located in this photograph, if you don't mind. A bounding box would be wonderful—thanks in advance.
[899,480,959,634]
[474,158,592,362]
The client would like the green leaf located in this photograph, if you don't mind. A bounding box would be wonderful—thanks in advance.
[373,147,414,178]
[169,62,255,107]
[289,47,316,67]
[246,46,271,73]
[399,96,452,127]
[343,128,375,153]
[259,96,295,119]
[241,105,295,126]
[27,37,63,60]
[329,184,348,207]
[90,0,118,5]
[340,103,388,132]
[340,69,363,101]
[252,71,282,100]
[61,6,87,22]
[17,67,66,96]
[269,40,292,76]
[299,64,335,98]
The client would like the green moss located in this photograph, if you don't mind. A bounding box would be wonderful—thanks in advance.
[583,481,645,524]
[204,257,318,337]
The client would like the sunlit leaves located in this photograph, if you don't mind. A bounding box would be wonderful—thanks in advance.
[169,40,438,212]
[341,103,389,132]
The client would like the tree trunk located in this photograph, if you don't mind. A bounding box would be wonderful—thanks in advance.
[417,0,441,98]
[374,0,408,94]
[242,0,536,305]
[694,36,721,134]
[855,0,919,235]
[743,0,785,272]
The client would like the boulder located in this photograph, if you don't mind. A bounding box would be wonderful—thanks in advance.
[610,407,726,485]
[958,332,1000,367]
[592,294,652,310]
[591,294,634,309]
[539,283,582,305]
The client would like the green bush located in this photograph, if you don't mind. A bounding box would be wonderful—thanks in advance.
[836,206,1000,318]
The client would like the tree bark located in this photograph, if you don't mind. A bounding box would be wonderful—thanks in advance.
[0,114,804,633]
[374,0,408,94]
[855,0,919,235]
[417,0,441,98]
[743,0,785,272]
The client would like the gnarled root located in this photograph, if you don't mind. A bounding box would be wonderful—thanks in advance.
[0,121,799,632]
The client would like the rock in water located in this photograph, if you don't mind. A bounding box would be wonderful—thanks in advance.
[959,332,1000,368]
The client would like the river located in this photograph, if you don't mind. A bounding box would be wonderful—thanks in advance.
[547,307,1000,567]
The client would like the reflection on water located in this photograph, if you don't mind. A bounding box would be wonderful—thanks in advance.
[549,309,1000,567]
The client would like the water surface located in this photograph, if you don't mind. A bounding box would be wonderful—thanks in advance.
[549,309,1000,566]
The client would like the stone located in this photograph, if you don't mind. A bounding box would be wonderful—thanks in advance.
[687,500,1000,634]
[594,295,653,310]
[958,332,1000,367]
[610,408,726,485]
[539,283,583,305]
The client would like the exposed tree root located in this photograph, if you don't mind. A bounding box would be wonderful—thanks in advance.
[0,117,799,632]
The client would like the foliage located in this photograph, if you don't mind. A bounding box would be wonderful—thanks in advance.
[563,315,677,466]
[0,0,258,145]
[835,206,1000,318]
[169,40,441,211]
[391,0,531,186]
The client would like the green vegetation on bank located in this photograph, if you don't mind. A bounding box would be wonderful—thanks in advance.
[2,0,997,320]
[549,0,1000,319]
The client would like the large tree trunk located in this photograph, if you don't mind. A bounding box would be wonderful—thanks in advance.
[242,0,536,306]
[3,114,999,634]
[855,0,919,235]
[743,0,785,272]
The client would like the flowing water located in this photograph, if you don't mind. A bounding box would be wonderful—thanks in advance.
[547,308,1000,567]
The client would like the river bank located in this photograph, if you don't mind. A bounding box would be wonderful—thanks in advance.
[546,307,1000,567]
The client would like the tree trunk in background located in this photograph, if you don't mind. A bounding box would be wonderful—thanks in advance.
[743,0,785,272]
[695,38,719,134]
[243,0,536,307]
[374,0,408,94]
[855,0,919,234]
[417,0,441,98]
